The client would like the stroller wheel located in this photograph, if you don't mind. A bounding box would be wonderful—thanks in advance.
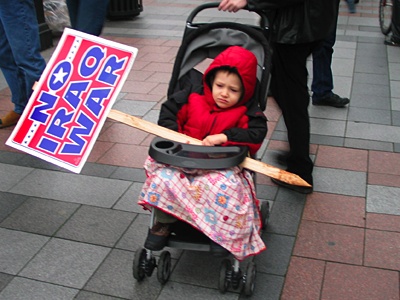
[260,201,270,230]
[133,247,147,281]
[157,251,172,284]
[243,261,256,296]
[218,258,232,293]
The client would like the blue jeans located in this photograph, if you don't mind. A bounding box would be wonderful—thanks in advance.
[0,0,46,114]
[311,21,337,100]
[347,0,356,13]
[66,0,110,36]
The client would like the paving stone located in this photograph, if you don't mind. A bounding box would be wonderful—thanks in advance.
[79,162,118,178]
[315,145,368,172]
[116,213,151,252]
[55,205,135,247]
[310,118,346,137]
[8,169,131,208]
[0,273,13,292]
[114,182,149,213]
[20,238,110,289]
[364,229,400,271]
[280,257,325,300]
[348,107,391,125]
[0,197,79,236]
[110,166,146,182]
[350,93,391,110]
[366,213,400,232]
[304,192,365,227]
[293,221,364,265]
[313,167,367,197]
[84,249,163,300]
[0,192,27,223]
[0,163,33,192]
[346,121,400,143]
[369,151,400,175]
[0,228,49,275]
[255,233,295,276]
[266,192,305,236]
[158,281,237,300]
[0,277,78,300]
[352,72,389,85]
[75,291,125,300]
[241,272,284,300]
[322,263,399,300]
[344,138,393,151]
[367,185,400,216]
[310,134,344,147]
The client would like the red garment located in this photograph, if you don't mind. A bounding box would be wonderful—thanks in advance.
[176,46,262,155]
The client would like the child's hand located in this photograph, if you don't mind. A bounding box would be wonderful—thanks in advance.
[202,134,228,146]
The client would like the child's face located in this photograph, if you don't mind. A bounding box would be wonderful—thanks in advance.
[212,70,243,109]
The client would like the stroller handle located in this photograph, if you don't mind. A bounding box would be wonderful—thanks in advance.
[186,2,269,30]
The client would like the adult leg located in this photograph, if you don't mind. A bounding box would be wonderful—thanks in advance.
[73,0,110,36]
[311,16,350,107]
[0,0,45,114]
[66,0,79,30]
[270,42,318,187]
[311,27,336,100]
[347,0,356,13]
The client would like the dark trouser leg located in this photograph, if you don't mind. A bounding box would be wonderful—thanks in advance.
[311,22,337,100]
[270,42,319,185]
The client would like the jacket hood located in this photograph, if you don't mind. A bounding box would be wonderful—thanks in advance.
[203,46,257,107]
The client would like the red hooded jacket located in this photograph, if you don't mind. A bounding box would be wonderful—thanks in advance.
[159,46,267,155]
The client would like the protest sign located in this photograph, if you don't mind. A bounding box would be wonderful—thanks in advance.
[6,28,138,173]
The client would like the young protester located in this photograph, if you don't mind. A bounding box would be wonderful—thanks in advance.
[138,46,268,260]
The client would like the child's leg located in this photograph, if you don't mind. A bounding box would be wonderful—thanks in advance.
[145,209,176,251]
[155,209,177,224]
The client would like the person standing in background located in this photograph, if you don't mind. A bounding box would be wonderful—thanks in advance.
[66,0,110,36]
[311,1,350,108]
[0,0,46,129]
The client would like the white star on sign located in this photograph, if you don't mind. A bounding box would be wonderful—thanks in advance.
[53,67,68,84]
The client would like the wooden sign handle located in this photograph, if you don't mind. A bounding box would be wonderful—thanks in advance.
[108,109,311,187]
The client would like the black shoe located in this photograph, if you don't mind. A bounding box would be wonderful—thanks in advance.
[384,38,400,47]
[144,222,171,251]
[312,93,350,108]
[273,151,289,166]
[210,241,229,257]
[271,178,313,194]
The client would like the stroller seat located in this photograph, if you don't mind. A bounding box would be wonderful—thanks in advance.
[132,3,272,296]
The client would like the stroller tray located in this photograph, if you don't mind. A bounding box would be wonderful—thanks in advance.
[149,137,248,169]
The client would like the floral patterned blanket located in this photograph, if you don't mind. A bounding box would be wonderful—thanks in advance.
[138,156,266,260]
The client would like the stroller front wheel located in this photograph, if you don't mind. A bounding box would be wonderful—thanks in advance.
[157,250,172,284]
[133,247,147,281]
[218,258,232,293]
[243,261,256,296]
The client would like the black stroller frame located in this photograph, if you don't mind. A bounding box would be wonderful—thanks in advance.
[132,3,272,296]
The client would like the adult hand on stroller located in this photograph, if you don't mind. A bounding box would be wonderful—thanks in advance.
[218,0,247,12]
[202,134,228,146]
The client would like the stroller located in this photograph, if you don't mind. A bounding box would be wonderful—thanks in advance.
[132,3,272,296]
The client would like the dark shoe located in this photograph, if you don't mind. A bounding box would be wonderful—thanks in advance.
[312,93,350,108]
[144,222,171,251]
[210,240,229,257]
[271,178,313,194]
[0,111,21,129]
[384,38,400,47]
[273,151,289,166]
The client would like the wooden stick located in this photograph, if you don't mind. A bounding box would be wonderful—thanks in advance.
[108,109,311,187]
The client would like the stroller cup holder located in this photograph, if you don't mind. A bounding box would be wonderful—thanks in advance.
[149,137,248,169]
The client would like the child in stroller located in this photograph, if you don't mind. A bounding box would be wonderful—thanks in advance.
[138,45,268,261]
